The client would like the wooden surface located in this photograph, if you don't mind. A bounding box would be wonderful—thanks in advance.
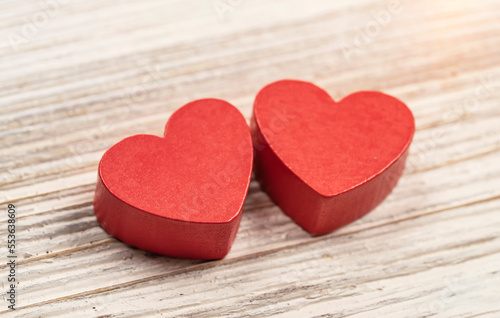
[1,0,500,317]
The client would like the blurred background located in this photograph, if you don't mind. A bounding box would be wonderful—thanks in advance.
[2,0,499,176]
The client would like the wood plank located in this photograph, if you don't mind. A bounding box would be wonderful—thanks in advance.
[4,197,499,317]
[3,142,499,309]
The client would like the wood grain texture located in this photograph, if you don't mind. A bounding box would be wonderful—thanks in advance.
[1,0,499,317]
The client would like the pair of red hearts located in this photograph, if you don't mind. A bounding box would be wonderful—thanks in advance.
[94,80,415,259]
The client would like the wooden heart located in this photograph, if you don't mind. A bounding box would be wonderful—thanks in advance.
[251,80,415,235]
[94,99,253,259]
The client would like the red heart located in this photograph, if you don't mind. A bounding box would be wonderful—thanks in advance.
[94,99,253,259]
[251,80,415,235]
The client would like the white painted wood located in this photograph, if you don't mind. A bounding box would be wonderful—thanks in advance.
[1,0,499,317]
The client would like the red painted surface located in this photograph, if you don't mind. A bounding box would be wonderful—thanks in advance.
[94,99,253,259]
[251,80,415,235]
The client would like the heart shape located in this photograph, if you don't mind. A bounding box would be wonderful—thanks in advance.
[94,99,253,259]
[251,80,415,235]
